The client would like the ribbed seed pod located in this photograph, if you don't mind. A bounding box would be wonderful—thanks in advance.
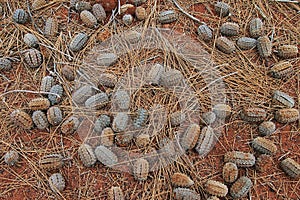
[85,92,109,109]
[61,116,79,134]
[113,90,130,110]
[72,85,94,104]
[212,104,232,119]
[92,4,106,22]
[160,69,184,87]
[44,18,58,37]
[170,111,186,126]
[122,14,133,25]
[100,127,115,146]
[214,2,230,17]
[10,109,33,129]
[97,53,118,66]
[47,106,63,126]
[230,176,253,199]
[241,107,266,122]
[195,126,217,157]
[158,10,177,24]
[4,150,19,166]
[269,61,293,79]
[32,110,49,129]
[275,108,299,123]
[133,158,149,181]
[48,173,65,192]
[135,134,150,148]
[255,154,273,172]
[69,33,88,52]
[94,145,118,166]
[39,154,64,170]
[280,158,300,178]
[205,180,228,197]
[220,22,239,36]
[112,112,129,132]
[133,108,148,128]
[173,188,200,200]
[135,6,146,20]
[62,65,75,81]
[48,84,63,105]
[115,132,133,146]
[252,137,277,155]
[201,111,216,125]
[29,98,50,110]
[180,123,200,151]
[257,36,272,58]
[237,37,257,50]
[216,36,235,54]
[98,73,117,88]
[12,9,28,24]
[224,151,256,167]
[223,162,238,183]
[94,114,111,133]
[24,33,39,48]
[40,76,54,93]
[78,144,97,167]
[249,18,264,38]
[75,1,91,11]
[258,121,276,136]
[273,90,294,108]
[80,10,97,28]
[207,196,220,200]
[24,49,43,68]
[277,45,298,59]
[108,186,124,200]
[171,173,194,187]
[146,63,164,85]
[0,58,12,71]
[197,24,213,42]
[32,0,47,9]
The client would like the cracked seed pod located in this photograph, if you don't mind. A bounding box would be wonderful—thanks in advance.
[69,33,88,52]
[62,65,75,81]
[98,73,118,88]
[257,36,272,58]
[252,137,277,155]
[48,84,63,105]
[280,158,300,178]
[85,92,109,109]
[207,196,220,200]
[47,106,63,126]
[94,145,118,166]
[122,14,133,25]
[220,22,239,36]
[94,114,111,133]
[4,150,19,166]
[49,173,65,192]
[273,90,294,108]
[277,45,298,59]
[237,37,257,50]
[44,18,58,37]
[171,173,194,187]
[224,151,255,167]
[216,36,235,54]
[0,58,12,71]
[92,4,106,22]
[133,158,149,181]
[170,111,186,126]
[275,108,299,123]
[255,154,273,173]
[40,76,54,93]
[32,110,49,129]
[112,112,129,132]
[197,24,213,42]
[97,53,118,66]
[133,108,148,128]
[100,127,115,146]
[258,121,276,136]
[80,10,97,28]
[135,134,150,148]
[24,33,39,48]
[10,109,33,129]
[269,61,293,79]
[61,116,79,134]
[72,85,94,104]
[173,188,200,200]
[115,132,133,146]
[32,0,47,9]
[223,162,238,183]
[212,104,231,119]
[241,107,266,122]
[205,180,228,197]
[135,6,146,20]
[180,123,200,151]
[108,186,124,200]
[39,154,64,170]
[75,1,91,11]
[249,18,264,38]
[230,176,253,199]
[78,144,97,167]
[24,49,43,68]
[214,2,230,17]
[146,63,164,85]
[160,69,184,87]
[113,90,130,110]
[196,126,217,157]
[12,9,28,24]
[158,10,177,24]
[29,98,50,110]
[201,111,216,125]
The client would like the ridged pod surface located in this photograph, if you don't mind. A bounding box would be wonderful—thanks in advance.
[108,186,124,200]
[100,127,115,146]
[75,1,91,11]
[4,150,19,166]
[112,112,129,132]
[39,154,64,170]
[61,116,79,134]
[47,106,63,126]
[205,180,228,197]
[94,114,111,133]
[170,111,186,126]
[113,90,130,110]
[94,145,118,166]
[273,90,294,108]
[197,24,213,41]
[85,92,109,109]
[216,37,235,54]
[32,110,49,129]
[115,132,133,146]
[48,84,63,105]
[133,108,148,128]
[24,33,39,48]
[224,151,255,167]
[133,158,149,181]
[97,53,118,66]
[201,111,216,125]
[213,104,232,119]
[280,158,300,178]
[269,61,293,79]
[220,22,239,36]
[230,176,253,199]
[10,110,33,129]
[249,18,264,38]
[32,0,47,9]
[252,137,277,155]
[98,73,117,87]
[24,49,43,68]
[92,4,106,22]
[277,45,298,59]
[158,10,177,24]
[146,63,164,85]
[69,33,88,52]
[80,10,97,28]
[173,187,200,200]
[257,36,272,58]
[237,37,257,50]
[171,173,194,187]
[275,108,299,123]
[214,2,230,17]
[29,98,50,110]
[44,18,58,37]
[258,121,276,136]
[40,76,54,93]
[72,85,94,104]
[241,107,266,122]
[180,123,200,151]
[78,144,97,167]
[12,9,28,24]
[195,126,217,157]
[160,69,184,87]
[48,173,65,192]
[0,58,12,71]
[135,134,150,148]
[222,162,238,183]
[135,6,146,20]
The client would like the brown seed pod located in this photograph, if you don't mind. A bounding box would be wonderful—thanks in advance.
[48,84,63,105]
[98,73,117,88]
[255,154,273,172]
[180,123,200,151]
[24,33,39,48]
[171,173,194,187]
[241,107,266,122]
[220,22,239,36]
[257,36,272,58]
[135,134,150,148]
[32,110,49,129]
[237,37,257,50]
[205,180,228,197]
[115,132,133,147]
[277,45,298,59]
[97,53,118,66]
[92,4,106,22]
[197,24,213,42]
[122,14,133,25]
[61,116,79,134]
[94,114,111,133]
[158,10,177,24]
[258,121,276,136]
[0,58,12,71]
[173,187,200,200]
[195,126,217,157]
[201,111,216,125]
[39,154,64,170]
[108,186,124,200]
[62,65,75,81]
[94,145,118,166]
[249,18,264,38]
[48,173,65,192]
[230,176,253,199]
[280,158,300,178]
[146,63,164,85]
[69,33,89,52]
[75,1,91,11]
[84,92,109,109]
[135,6,146,20]
[216,36,235,54]
[44,17,58,37]
[252,137,277,155]
[214,2,230,17]
[28,98,50,110]
[222,162,238,183]
[212,103,232,119]
[224,151,255,167]
[72,85,94,104]
[269,61,293,79]
[133,158,149,181]
[47,106,63,126]
[80,10,97,28]
[275,108,299,123]
[170,111,186,127]
[160,69,184,87]
[112,112,129,132]
[32,0,47,9]
[10,109,33,129]
[12,9,28,24]
[24,49,43,68]
[40,76,54,93]
[100,127,115,146]
[4,150,19,166]
[78,144,97,167]
[273,90,294,108]
[113,90,130,110]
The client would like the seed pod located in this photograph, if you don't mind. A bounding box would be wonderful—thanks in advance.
[237,37,257,50]
[241,107,266,122]
[216,36,235,54]
[4,150,19,166]
[222,162,238,183]
[135,6,146,20]
[273,90,294,108]
[158,10,177,24]
[75,1,91,11]
[47,106,63,126]
[258,121,276,136]
[129,0,147,6]
[98,73,117,88]
[100,127,115,146]
[214,2,230,17]
[85,92,109,109]
[32,0,47,9]
[40,76,54,93]
[220,22,239,36]
[94,145,118,166]
[108,186,124,200]
[92,4,106,22]
[24,49,43,68]
[171,173,194,187]
[257,36,272,58]
[94,114,111,133]
[72,85,94,104]
[124,30,141,44]
[230,176,253,199]
[112,112,129,132]
[212,104,232,119]
[207,196,220,200]
[197,24,213,42]
[249,18,264,38]
[277,45,298,59]
[61,116,79,134]
[24,33,39,48]
[12,9,28,24]
[252,137,277,155]
[32,110,49,129]
[158,138,176,159]
[39,154,64,170]
[133,158,149,181]
[224,151,255,167]
[160,69,184,87]
[201,111,216,125]
[80,10,97,28]
[113,90,130,110]
[275,108,299,123]
[0,58,12,71]
[69,33,88,52]
[280,158,300,178]
[122,14,133,25]
[48,84,63,105]
[78,144,97,167]
[255,154,273,172]
[29,97,50,110]
[10,109,33,129]
[205,180,228,197]
[135,134,150,148]
[115,132,133,146]
[62,65,75,81]
[180,123,200,151]
[146,63,164,85]
[173,188,200,200]
[48,173,65,192]
[170,111,186,126]
[44,18,58,37]
[133,108,148,128]
[195,126,217,157]
[269,61,293,79]
[97,53,118,66]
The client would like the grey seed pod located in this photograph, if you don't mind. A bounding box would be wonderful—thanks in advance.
[108,186,124,200]
[85,92,109,109]
[255,154,273,172]
[158,10,177,24]
[216,36,235,54]
[173,187,200,200]
[0,58,12,71]
[135,6,146,20]
[112,112,129,132]
[207,196,220,200]
[122,14,133,25]
[230,176,253,199]
[249,18,264,38]
[133,158,149,181]
[10,109,33,129]
[224,151,255,167]
[205,180,228,197]
[269,61,293,79]
[146,63,164,85]
[32,110,49,129]
[94,114,111,133]
[214,2,230,17]
[48,173,65,192]
[258,121,276,136]
[237,37,257,50]
[94,145,118,166]
[275,108,299,123]
[220,22,239,36]
[80,10,97,28]
[280,158,300,178]
[32,0,47,9]
[92,4,106,22]
[44,17,58,37]
[98,73,117,88]
[273,90,294,108]
[24,49,43,68]
[40,76,54,93]
[170,111,186,126]
[39,154,64,170]
[223,162,238,183]
[24,33,39,48]
[197,24,213,42]
[171,172,194,187]
[257,35,272,58]
[29,97,50,110]
[195,126,217,157]
[72,85,94,104]
[180,123,200,151]
[48,84,63,105]
[69,33,88,52]
[113,90,130,110]
[100,127,115,146]
[135,134,150,148]
[78,144,97,167]
[61,116,79,134]
[97,53,118,66]
[213,104,232,119]
[160,69,184,87]
[4,150,19,166]
[201,111,216,125]
[62,65,75,81]
[241,107,266,122]
[115,132,133,146]
[47,106,63,126]
[133,108,148,128]
[12,9,28,24]
[277,45,298,59]
[124,30,141,44]
[75,1,91,11]
[252,137,277,155]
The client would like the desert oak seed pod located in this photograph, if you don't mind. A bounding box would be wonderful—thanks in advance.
[220,22,239,36]
[69,33,88,52]
[12,9,28,24]
[133,158,149,181]
[205,180,228,197]
[135,6,146,20]
[0,58,12,71]
[216,36,235,54]
[24,49,43,68]
[213,104,231,119]
[230,176,253,199]
[32,110,49,129]
[10,109,33,129]
[249,18,264,38]
[237,37,257,50]
[273,90,294,108]
[241,107,266,122]
[269,61,293,79]
[92,4,106,22]
[47,106,63,126]
[78,144,97,167]
[113,90,130,110]
[160,69,184,88]
[201,111,216,125]
[39,154,64,170]
[124,30,141,44]
[61,116,79,134]
[72,85,94,104]
[24,33,39,48]
[97,53,118,66]
[214,2,230,17]
[100,127,115,146]
[48,173,65,192]
[44,18,58,37]
[75,1,91,11]
[112,112,129,132]
[94,145,118,166]
[171,173,194,187]
[108,186,124,200]
[252,137,277,155]
[94,114,111,133]
[98,73,117,87]
[48,84,63,105]
[224,151,255,167]
[62,65,75,81]
[115,132,133,147]
[122,14,133,25]
[135,134,150,148]
[180,123,200,151]
[85,92,109,109]
[29,98,50,110]
[277,45,298,59]
[280,158,300,178]
[4,150,19,166]
[275,108,299,123]
[258,121,276,136]
[40,76,54,93]
[80,10,97,28]
[158,10,177,24]
[32,0,47,9]
[196,126,217,157]
[146,63,164,85]
[133,108,148,128]
[257,36,272,58]
[223,162,238,183]
[170,111,186,126]
[173,188,200,200]
[197,24,213,41]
